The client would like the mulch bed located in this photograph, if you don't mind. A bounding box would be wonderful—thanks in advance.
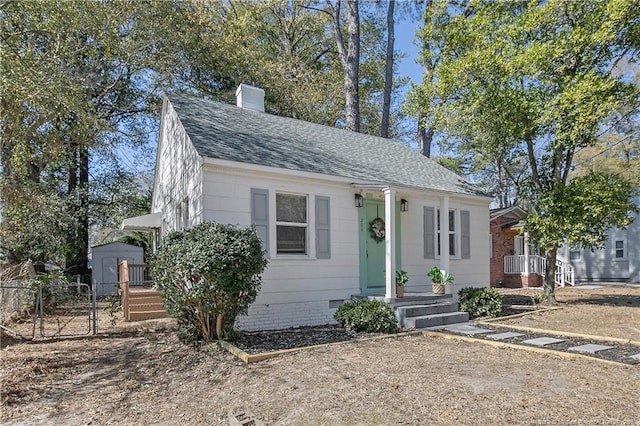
[231,325,387,354]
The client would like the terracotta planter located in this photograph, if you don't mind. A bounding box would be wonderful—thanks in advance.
[432,283,445,295]
[396,285,404,298]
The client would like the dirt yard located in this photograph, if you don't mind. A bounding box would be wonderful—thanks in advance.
[1,285,639,425]
[497,285,640,341]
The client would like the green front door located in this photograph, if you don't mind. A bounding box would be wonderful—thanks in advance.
[364,200,386,292]
[359,198,401,295]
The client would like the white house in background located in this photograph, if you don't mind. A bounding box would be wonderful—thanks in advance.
[123,84,491,331]
[558,196,640,283]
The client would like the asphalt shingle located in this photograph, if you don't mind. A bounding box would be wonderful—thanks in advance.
[168,94,487,197]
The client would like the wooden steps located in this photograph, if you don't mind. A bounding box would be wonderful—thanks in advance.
[120,285,169,322]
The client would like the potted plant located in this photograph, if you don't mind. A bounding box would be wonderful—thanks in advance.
[395,270,408,298]
[427,266,454,295]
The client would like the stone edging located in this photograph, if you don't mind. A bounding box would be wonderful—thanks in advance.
[474,321,640,346]
[218,330,423,363]
[420,330,636,368]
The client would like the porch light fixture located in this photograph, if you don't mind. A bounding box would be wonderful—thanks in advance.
[355,193,364,208]
[401,198,409,212]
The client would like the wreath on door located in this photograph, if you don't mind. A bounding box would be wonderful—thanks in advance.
[369,217,385,243]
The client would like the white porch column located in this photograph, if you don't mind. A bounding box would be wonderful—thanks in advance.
[440,195,450,274]
[383,187,396,299]
[523,231,530,276]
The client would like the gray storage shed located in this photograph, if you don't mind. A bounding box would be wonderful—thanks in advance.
[91,242,144,298]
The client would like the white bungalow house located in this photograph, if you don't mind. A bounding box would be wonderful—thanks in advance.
[123,84,492,330]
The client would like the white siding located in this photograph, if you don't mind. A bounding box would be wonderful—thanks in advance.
[400,194,490,300]
[199,166,490,330]
[200,165,360,330]
[151,100,203,235]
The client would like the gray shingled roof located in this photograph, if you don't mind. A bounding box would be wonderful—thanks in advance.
[167,94,487,197]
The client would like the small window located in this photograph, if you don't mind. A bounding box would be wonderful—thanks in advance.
[437,209,456,256]
[615,240,625,259]
[569,244,581,261]
[276,193,307,254]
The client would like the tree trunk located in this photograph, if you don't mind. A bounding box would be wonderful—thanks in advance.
[77,143,89,277]
[330,0,361,133]
[344,0,360,132]
[66,143,79,274]
[417,116,433,157]
[380,0,394,138]
[66,142,89,278]
[417,0,433,157]
[216,313,224,340]
[543,247,557,302]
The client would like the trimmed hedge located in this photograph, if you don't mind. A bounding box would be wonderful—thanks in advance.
[458,287,503,319]
[334,299,398,333]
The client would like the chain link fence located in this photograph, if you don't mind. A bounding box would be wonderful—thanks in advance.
[0,275,120,341]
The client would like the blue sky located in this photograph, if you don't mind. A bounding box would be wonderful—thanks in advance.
[396,13,423,86]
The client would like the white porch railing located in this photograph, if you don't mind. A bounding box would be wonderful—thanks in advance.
[504,254,546,275]
[554,260,575,288]
[504,255,574,287]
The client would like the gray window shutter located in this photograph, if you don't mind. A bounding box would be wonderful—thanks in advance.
[251,189,269,255]
[315,196,331,259]
[461,210,470,259]
[424,206,435,259]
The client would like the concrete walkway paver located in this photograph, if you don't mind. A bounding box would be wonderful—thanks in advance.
[523,337,565,346]
[444,324,494,335]
[568,344,615,354]
[487,332,524,340]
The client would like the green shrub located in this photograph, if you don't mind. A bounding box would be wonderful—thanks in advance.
[334,299,398,333]
[458,287,503,319]
[151,222,268,343]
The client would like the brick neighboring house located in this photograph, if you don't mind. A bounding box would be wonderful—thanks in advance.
[490,206,543,288]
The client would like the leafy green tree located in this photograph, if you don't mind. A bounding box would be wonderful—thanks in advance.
[1,0,162,271]
[413,0,639,299]
[151,223,268,343]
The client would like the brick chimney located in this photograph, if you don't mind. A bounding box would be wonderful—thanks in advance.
[235,83,265,113]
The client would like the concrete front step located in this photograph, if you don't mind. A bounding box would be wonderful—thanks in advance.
[395,302,459,327]
[398,302,458,317]
[358,293,453,308]
[403,311,469,329]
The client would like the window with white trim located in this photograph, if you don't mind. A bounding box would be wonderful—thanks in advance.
[276,193,308,254]
[437,209,457,256]
[614,239,625,259]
